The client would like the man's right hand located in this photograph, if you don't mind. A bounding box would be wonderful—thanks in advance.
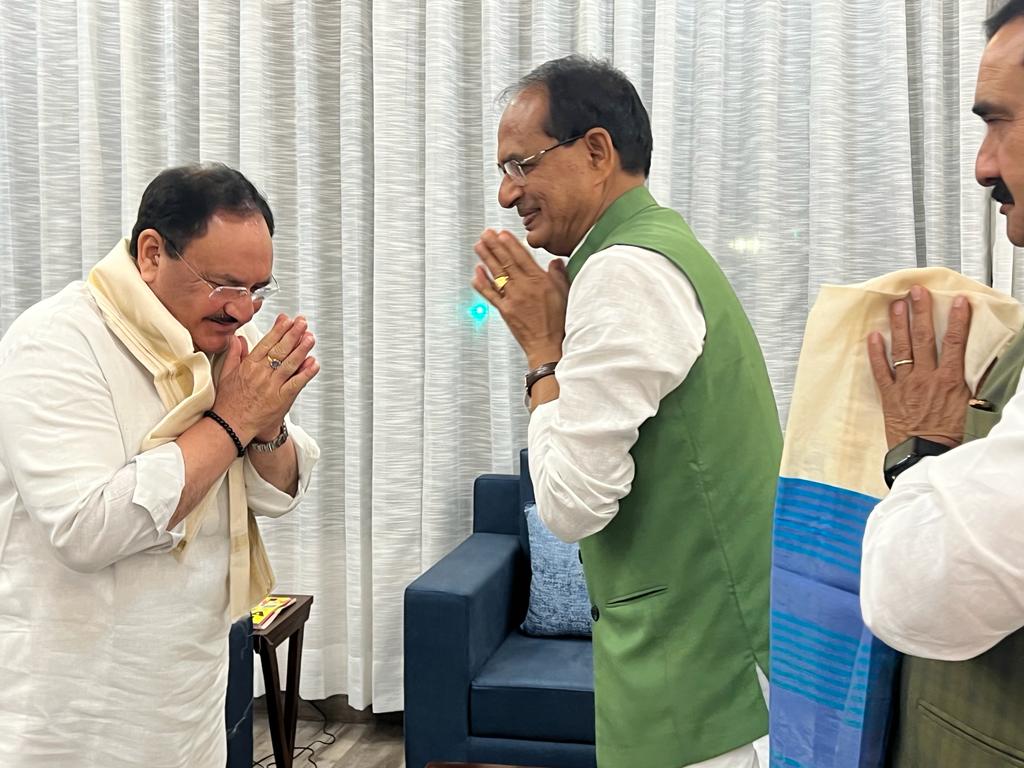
[212,314,319,443]
[867,285,972,449]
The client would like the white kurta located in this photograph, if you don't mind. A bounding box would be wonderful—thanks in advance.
[861,373,1024,661]
[0,282,319,767]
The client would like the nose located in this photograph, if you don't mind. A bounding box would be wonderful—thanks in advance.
[226,294,258,323]
[497,174,523,210]
[976,129,999,188]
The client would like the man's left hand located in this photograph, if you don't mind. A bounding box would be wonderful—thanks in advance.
[472,229,569,367]
[867,285,973,449]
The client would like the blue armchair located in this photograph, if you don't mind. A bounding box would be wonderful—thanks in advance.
[404,450,596,768]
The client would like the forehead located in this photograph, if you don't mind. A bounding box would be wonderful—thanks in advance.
[188,212,273,279]
[196,211,269,240]
[497,88,553,158]
[977,18,1024,99]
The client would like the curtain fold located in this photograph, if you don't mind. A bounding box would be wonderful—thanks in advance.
[0,0,1004,712]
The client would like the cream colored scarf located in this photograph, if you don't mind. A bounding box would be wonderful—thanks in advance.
[783,266,1024,498]
[87,239,274,619]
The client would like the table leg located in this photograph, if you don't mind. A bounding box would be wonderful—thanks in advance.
[284,627,306,756]
[259,640,292,768]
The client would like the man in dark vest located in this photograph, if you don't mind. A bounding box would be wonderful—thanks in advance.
[471,56,781,768]
[862,3,1024,766]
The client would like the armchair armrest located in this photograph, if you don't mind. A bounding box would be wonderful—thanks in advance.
[404,531,525,768]
[472,474,520,534]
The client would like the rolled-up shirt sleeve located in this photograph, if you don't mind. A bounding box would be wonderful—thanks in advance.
[0,327,185,573]
[528,245,706,543]
[243,417,320,518]
[860,385,1024,661]
[131,442,186,543]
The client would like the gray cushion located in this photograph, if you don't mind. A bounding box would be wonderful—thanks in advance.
[520,503,592,637]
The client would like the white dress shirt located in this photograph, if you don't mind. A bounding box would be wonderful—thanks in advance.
[0,282,319,768]
[861,377,1024,661]
[527,243,769,768]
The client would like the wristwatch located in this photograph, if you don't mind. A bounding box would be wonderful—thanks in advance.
[883,436,951,489]
[248,421,289,453]
[523,362,559,408]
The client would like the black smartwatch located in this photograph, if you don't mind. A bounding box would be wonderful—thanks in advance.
[883,436,953,489]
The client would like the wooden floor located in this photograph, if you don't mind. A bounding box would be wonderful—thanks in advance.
[252,696,404,768]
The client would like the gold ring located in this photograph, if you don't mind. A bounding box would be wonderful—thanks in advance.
[267,355,283,369]
[892,359,914,368]
[494,274,510,291]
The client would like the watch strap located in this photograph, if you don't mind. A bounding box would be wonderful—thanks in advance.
[248,421,289,453]
[524,362,559,409]
[525,362,558,396]
[883,436,952,489]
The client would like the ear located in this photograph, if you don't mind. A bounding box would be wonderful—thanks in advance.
[582,128,617,178]
[135,228,163,285]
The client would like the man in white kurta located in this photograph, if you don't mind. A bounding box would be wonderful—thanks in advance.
[0,164,320,767]
[860,2,1024,670]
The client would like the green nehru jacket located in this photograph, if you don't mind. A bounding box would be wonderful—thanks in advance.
[568,186,781,767]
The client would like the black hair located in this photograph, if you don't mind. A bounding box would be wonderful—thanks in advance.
[502,55,653,178]
[986,0,1024,39]
[129,163,274,259]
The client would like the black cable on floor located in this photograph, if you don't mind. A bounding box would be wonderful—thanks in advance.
[252,698,345,767]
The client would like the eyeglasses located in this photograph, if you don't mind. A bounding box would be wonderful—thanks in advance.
[498,134,585,186]
[159,232,280,304]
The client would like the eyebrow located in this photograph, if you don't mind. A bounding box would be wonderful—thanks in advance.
[211,272,271,289]
[497,148,531,166]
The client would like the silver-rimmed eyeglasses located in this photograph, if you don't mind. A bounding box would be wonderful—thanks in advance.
[498,135,584,186]
[160,231,279,304]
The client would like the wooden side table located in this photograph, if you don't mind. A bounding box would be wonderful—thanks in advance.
[253,594,314,768]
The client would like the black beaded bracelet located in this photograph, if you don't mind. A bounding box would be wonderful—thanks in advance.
[204,410,246,458]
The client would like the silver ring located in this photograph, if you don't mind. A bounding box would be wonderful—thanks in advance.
[892,358,914,368]
[267,355,283,369]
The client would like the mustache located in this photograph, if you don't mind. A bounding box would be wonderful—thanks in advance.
[992,180,1015,206]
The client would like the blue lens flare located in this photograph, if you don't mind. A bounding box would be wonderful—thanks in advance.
[469,302,489,324]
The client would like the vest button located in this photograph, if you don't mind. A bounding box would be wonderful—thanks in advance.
[590,605,599,622]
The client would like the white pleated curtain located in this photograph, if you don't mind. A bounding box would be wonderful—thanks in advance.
[0,0,1013,711]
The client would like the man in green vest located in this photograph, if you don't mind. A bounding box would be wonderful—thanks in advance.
[471,56,781,768]
[862,3,1024,766]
